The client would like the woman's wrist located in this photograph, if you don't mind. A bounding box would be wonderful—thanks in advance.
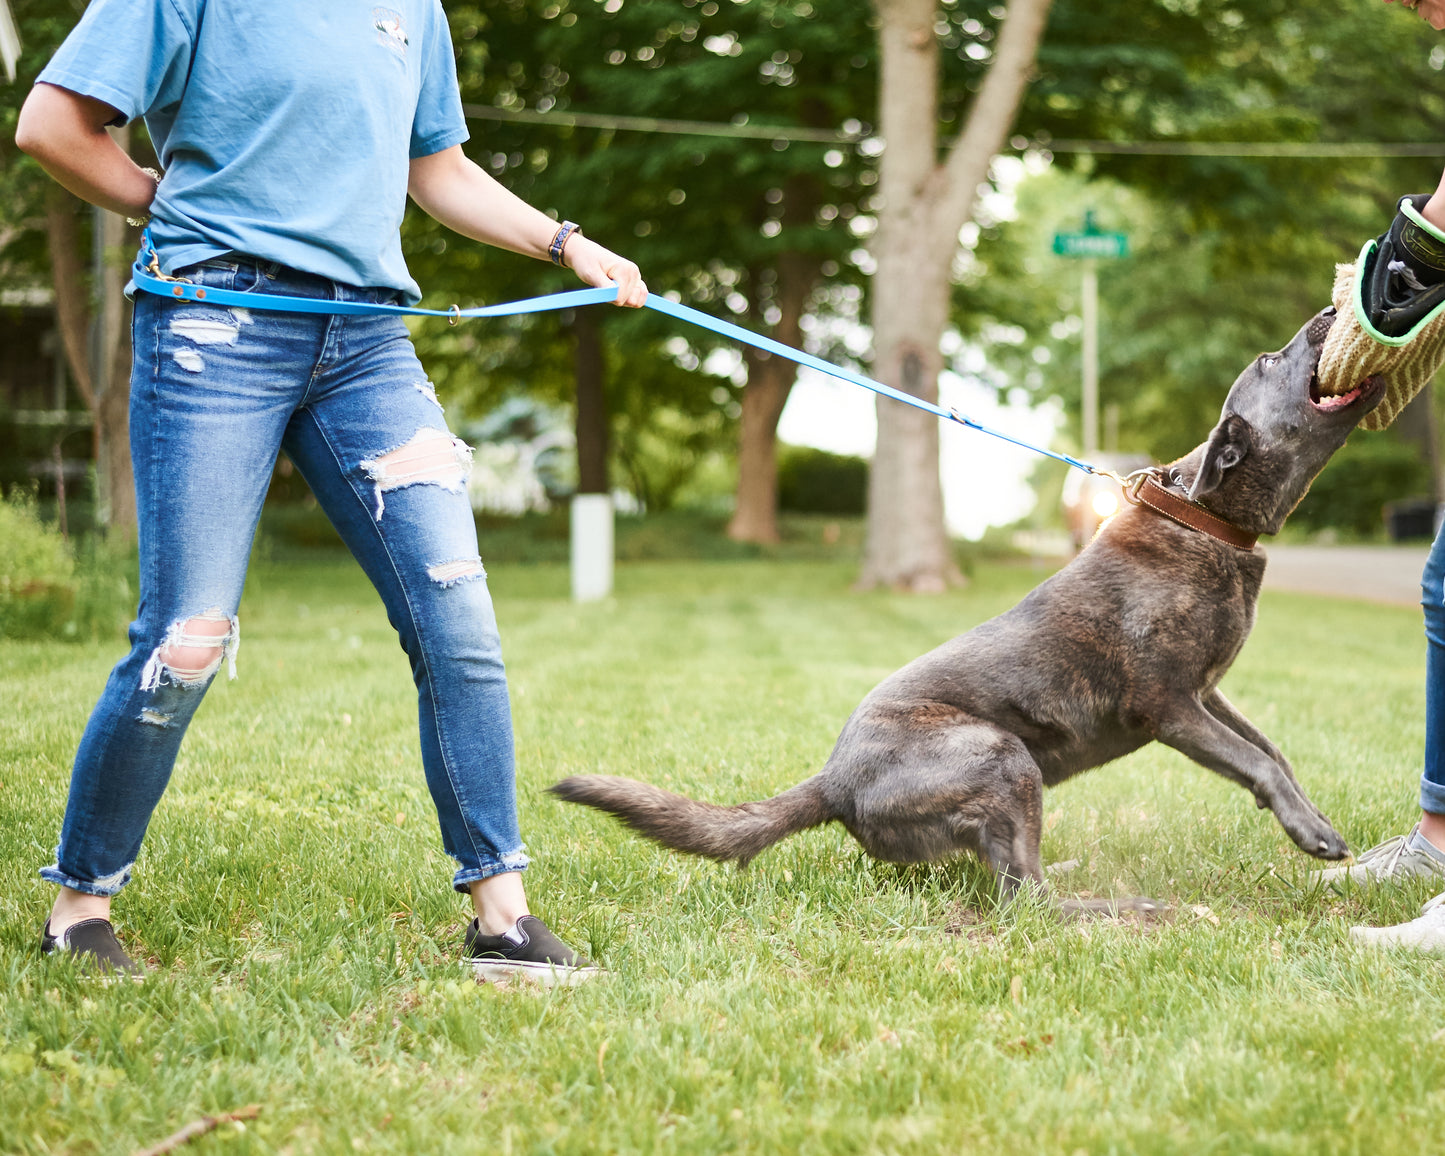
[547,220,582,266]
[125,167,162,228]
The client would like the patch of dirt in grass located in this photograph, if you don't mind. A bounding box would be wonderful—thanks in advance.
[1058,895,1175,927]
[943,896,1175,942]
[998,1031,1057,1056]
[943,904,1007,946]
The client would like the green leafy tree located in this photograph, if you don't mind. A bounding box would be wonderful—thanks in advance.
[1,0,144,533]
[415,0,876,529]
[954,0,1445,525]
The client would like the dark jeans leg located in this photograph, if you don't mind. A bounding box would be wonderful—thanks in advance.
[1421,517,1445,814]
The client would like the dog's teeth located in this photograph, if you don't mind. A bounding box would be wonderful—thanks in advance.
[1318,840,1329,851]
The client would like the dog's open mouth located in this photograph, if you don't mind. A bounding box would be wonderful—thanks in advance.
[1305,308,1385,413]
[1308,370,1383,414]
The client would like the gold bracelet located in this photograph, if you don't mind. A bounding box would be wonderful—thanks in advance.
[126,167,162,228]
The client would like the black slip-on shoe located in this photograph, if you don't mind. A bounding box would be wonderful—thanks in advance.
[463,915,601,987]
[41,918,145,979]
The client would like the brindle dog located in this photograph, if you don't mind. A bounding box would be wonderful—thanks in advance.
[553,307,1382,899]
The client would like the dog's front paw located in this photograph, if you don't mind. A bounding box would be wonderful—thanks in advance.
[1286,814,1350,860]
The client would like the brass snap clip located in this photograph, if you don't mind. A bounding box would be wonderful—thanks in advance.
[1120,467,1159,506]
[144,248,192,286]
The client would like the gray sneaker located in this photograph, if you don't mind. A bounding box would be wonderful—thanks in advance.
[1349,891,1445,952]
[1312,823,1445,887]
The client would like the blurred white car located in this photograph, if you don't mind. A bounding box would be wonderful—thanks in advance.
[1060,452,1152,550]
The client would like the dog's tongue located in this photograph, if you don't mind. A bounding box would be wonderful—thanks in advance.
[1314,385,1363,411]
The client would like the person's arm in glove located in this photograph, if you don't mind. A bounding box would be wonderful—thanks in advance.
[1363,188,1445,337]
[1363,3,1445,335]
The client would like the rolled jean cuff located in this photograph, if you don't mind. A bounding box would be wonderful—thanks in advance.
[39,861,134,897]
[451,847,530,893]
[1420,775,1445,817]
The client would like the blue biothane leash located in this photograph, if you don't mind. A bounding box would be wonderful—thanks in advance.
[130,241,1132,487]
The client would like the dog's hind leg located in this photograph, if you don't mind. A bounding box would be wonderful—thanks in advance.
[841,712,1047,899]
[976,765,1046,900]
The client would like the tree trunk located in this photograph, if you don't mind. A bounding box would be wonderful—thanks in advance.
[863,245,957,591]
[92,196,136,534]
[99,304,136,530]
[42,169,138,536]
[859,0,1054,591]
[728,251,818,544]
[572,307,609,494]
[43,184,95,410]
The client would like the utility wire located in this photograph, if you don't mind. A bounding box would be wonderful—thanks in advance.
[1042,140,1444,158]
[462,104,857,144]
[463,103,1443,158]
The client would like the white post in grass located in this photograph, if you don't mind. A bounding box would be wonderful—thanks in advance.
[570,492,614,602]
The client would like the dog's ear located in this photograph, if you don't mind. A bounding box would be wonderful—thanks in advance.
[1189,414,1251,500]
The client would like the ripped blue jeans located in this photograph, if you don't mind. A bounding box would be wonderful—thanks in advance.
[1423,521,1445,815]
[41,258,528,897]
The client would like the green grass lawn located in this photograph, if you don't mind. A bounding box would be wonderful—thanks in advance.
[2,550,1443,1154]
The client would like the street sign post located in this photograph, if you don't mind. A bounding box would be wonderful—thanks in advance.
[1052,213,1129,457]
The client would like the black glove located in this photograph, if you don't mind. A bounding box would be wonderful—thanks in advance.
[1362,193,1445,337]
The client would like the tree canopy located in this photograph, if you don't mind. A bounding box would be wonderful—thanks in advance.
[3,0,1443,539]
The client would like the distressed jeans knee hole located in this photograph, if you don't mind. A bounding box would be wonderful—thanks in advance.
[358,427,473,520]
[139,608,240,691]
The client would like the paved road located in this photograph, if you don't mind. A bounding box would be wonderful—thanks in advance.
[1261,544,1430,608]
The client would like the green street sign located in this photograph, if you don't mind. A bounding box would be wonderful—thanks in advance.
[1052,231,1129,259]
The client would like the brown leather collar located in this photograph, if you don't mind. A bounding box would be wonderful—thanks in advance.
[1131,474,1258,551]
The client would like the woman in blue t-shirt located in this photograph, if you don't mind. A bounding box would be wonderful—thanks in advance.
[16,0,645,984]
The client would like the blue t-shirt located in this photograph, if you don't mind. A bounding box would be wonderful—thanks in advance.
[39,0,469,303]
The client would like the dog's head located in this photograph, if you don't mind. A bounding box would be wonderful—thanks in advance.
[1178,307,1386,535]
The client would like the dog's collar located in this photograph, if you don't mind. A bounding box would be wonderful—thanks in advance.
[1126,472,1259,551]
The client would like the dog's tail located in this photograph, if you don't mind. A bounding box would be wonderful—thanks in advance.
[549,774,830,867]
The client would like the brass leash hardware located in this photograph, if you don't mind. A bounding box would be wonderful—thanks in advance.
[143,247,192,285]
[447,304,462,326]
[1117,466,1159,506]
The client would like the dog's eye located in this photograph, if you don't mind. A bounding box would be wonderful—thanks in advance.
[1263,356,1278,368]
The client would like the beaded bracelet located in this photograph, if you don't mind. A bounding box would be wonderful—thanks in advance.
[548,220,582,266]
